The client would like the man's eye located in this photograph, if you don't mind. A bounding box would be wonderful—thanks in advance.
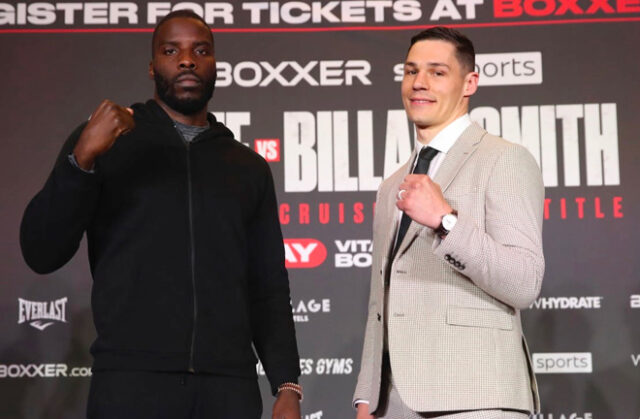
[196,49,208,55]
[164,48,176,55]
[405,69,417,75]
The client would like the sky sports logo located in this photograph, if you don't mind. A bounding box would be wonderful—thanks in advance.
[475,52,542,86]
[533,353,592,374]
[284,238,327,269]
[394,52,542,86]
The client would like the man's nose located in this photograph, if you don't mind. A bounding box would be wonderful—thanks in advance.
[413,71,428,90]
[178,52,196,70]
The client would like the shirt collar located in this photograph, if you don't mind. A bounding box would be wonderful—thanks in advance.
[414,114,472,154]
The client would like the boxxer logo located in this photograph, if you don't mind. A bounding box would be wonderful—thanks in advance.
[216,60,371,87]
[18,297,67,331]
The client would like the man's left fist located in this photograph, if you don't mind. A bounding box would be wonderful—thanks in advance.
[396,174,452,229]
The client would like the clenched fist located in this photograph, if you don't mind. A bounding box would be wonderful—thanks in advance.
[73,99,135,170]
[396,174,452,229]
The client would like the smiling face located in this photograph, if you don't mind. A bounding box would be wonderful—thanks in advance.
[149,16,216,117]
[401,39,478,143]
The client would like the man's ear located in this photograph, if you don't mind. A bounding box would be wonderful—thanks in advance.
[148,61,154,80]
[463,71,479,97]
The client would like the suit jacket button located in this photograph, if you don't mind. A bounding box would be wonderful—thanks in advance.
[445,254,452,261]
[454,261,461,268]
[377,313,381,322]
[460,264,466,270]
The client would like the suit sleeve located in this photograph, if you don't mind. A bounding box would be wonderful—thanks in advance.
[353,292,379,408]
[353,187,383,410]
[433,143,545,309]
[20,122,100,274]
[247,162,301,395]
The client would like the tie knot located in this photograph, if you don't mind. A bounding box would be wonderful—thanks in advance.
[412,146,438,175]
[418,146,438,161]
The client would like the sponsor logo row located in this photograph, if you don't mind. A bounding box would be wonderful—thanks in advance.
[532,352,640,373]
[284,238,371,269]
[215,53,542,87]
[16,296,332,329]
[0,359,352,379]
[5,352,640,380]
[15,293,640,332]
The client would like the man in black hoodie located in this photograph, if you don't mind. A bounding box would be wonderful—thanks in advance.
[20,10,301,419]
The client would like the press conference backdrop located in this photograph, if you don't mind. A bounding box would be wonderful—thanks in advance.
[1,1,639,418]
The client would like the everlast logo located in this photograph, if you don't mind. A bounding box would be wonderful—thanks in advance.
[18,297,67,330]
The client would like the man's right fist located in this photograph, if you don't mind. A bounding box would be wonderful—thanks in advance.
[73,99,135,170]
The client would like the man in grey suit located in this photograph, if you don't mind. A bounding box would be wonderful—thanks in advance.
[354,27,544,419]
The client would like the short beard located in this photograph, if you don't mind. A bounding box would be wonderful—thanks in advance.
[154,70,215,116]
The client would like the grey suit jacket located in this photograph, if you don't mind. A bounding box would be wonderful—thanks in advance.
[353,122,544,414]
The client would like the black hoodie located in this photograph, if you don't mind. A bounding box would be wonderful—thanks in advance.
[20,100,300,394]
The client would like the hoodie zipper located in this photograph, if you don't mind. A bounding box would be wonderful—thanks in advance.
[176,125,198,373]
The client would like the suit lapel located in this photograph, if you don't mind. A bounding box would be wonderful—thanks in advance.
[394,123,486,258]
[432,122,485,192]
[381,148,418,265]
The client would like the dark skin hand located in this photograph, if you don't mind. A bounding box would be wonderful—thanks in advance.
[73,99,134,170]
[272,389,301,419]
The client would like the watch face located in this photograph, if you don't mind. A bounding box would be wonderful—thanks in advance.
[442,214,457,231]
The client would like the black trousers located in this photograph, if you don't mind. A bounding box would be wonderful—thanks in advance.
[87,370,262,419]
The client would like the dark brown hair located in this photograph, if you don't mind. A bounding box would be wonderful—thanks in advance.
[409,27,475,73]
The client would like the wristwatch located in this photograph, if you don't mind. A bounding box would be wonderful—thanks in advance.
[435,209,458,239]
